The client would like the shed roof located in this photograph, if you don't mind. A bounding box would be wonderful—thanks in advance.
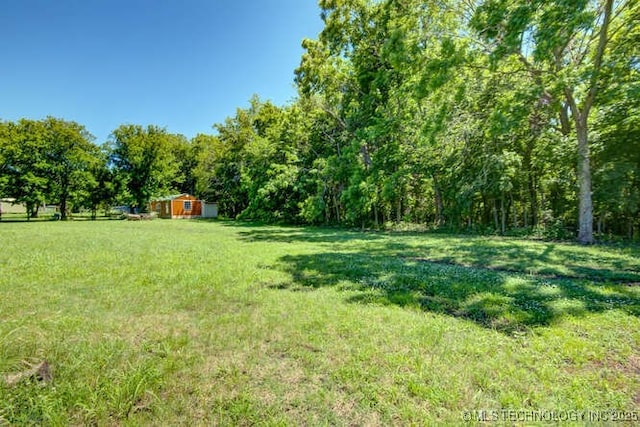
[151,193,194,202]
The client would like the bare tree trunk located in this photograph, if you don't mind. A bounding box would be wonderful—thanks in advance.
[576,120,594,244]
[528,172,538,227]
[60,196,68,220]
[373,203,379,229]
[559,103,571,136]
[482,194,491,225]
[433,174,444,227]
[500,196,506,235]
[26,202,39,220]
[322,183,330,224]
[543,0,613,244]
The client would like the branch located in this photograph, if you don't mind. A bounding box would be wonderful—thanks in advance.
[517,53,547,88]
[461,62,531,78]
[564,86,581,125]
[321,104,349,131]
[606,0,635,41]
[572,0,629,68]
[583,0,614,116]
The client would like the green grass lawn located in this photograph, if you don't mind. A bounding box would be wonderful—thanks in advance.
[1,220,639,425]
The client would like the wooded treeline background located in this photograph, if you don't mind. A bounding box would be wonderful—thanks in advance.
[1,0,638,242]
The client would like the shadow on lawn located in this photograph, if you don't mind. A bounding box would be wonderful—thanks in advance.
[234,224,640,333]
[272,249,640,333]
[409,240,640,283]
[234,225,386,244]
[234,224,640,282]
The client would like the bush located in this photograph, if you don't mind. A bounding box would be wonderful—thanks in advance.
[533,218,574,241]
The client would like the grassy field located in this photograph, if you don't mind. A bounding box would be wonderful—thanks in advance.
[0,220,639,425]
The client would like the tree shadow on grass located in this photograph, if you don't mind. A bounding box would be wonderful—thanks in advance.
[233,225,386,244]
[233,225,640,282]
[227,225,640,331]
[407,241,640,283]
[271,248,640,334]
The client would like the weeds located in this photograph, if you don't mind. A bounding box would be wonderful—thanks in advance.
[0,221,638,424]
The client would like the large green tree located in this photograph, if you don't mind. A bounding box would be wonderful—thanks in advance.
[81,149,121,220]
[0,119,50,218]
[471,0,626,243]
[591,2,640,237]
[107,125,180,212]
[43,117,100,220]
[0,118,100,219]
[176,0,635,240]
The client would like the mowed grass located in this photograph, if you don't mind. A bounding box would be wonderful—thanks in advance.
[0,220,639,425]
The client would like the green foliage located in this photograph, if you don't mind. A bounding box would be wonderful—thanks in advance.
[0,119,50,218]
[41,117,101,219]
[0,118,100,219]
[107,125,182,212]
[1,0,637,239]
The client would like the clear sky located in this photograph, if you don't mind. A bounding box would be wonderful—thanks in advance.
[0,0,324,143]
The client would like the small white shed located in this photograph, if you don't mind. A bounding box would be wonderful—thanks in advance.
[202,202,218,218]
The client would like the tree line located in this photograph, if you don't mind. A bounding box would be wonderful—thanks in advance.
[1,0,638,243]
[0,120,195,220]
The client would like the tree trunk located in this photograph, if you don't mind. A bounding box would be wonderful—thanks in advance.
[60,195,68,220]
[26,203,39,219]
[373,203,379,229]
[482,194,491,225]
[529,176,538,227]
[559,103,571,136]
[500,196,506,235]
[433,174,444,227]
[566,0,612,244]
[576,120,594,244]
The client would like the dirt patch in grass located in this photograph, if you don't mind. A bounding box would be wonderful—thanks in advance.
[570,353,640,376]
[3,360,52,387]
[625,354,640,375]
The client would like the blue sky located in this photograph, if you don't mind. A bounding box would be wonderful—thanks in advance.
[0,0,324,143]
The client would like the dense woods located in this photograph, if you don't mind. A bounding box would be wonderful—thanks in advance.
[1,0,638,242]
